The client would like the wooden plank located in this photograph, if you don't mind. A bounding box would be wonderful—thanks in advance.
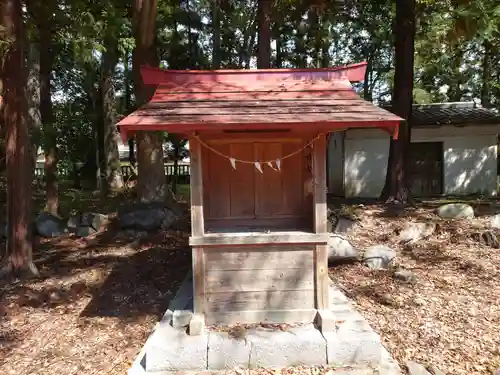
[189,137,204,236]
[204,143,231,219]
[229,142,255,218]
[204,245,314,271]
[150,90,360,102]
[140,105,387,116]
[205,268,314,293]
[192,247,206,314]
[255,142,283,217]
[315,244,329,310]
[205,309,317,325]
[205,135,302,144]
[205,216,307,231]
[313,134,328,233]
[145,98,364,109]
[282,141,306,217]
[190,231,328,246]
[205,290,315,312]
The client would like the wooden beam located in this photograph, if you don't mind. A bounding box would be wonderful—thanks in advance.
[189,137,206,321]
[313,134,327,233]
[312,134,329,310]
[189,231,329,247]
[189,137,204,236]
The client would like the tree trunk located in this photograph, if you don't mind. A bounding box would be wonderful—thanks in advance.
[132,0,167,203]
[212,0,221,69]
[101,36,124,194]
[38,1,58,214]
[0,0,38,277]
[380,0,416,204]
[26,43,41,170]
[480,40,492,108]
[257,0,271,68]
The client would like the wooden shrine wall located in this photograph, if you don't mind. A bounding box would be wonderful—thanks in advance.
[201,135,312,231]
[201,243,317,325]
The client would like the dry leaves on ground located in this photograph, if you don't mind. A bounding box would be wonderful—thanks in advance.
[0,228,191,375]
[329,204,500,375]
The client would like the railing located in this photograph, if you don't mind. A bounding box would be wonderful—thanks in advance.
[34,163,191,184]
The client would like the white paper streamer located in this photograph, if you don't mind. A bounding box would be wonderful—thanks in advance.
[275,159,281,171]
[229,158,236,169]
[254,162,263,173]
[267,161,277,171]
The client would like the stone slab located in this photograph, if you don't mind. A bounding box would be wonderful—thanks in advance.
[207,331,252,370]
[248,324,326,368]
[144,323,208,372]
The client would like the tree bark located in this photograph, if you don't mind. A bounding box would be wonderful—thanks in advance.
[132,0,167,203]
[257,0,271,68]
[101,35,124,193]
[26,43,41,170]
[0,0,38,277]
[380,0,416,204]
[38,1,58,214]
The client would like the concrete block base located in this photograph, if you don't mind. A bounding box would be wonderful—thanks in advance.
[128,273,402,374]
[249,324,326,368]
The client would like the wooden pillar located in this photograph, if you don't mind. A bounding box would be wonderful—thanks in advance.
[312,134,329,313]
[188,137,205,335]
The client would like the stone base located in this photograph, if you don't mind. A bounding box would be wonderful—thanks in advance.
[128,273,402,375]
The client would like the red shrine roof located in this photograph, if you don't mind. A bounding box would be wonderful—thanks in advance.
[117,62,402,140]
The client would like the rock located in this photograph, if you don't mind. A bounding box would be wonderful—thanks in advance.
[35,211,67,238]
[406,361,432,375]
[490,214,500,229]
[327,235,358,264]
[76,226,97,237]
[398,222,435,244]
[472,230,499,248]
[118,202,178,231]
[80,212,108,231]
[333,216,357,234]
[363,245,396,269]
[67,215,81,230]
[393,269,417,284]
[171,310,193,328]
[436,203,474,219]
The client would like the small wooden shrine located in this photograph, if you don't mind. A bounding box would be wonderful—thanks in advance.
[118,63,402,334]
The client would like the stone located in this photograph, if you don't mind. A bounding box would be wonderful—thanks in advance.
[35,211,67,238]
[406,361,431,375]
[363,245,396,269]
[398,222,435,244]
[118,202,178,231]
[144,322,207,372]
[172,310,193,328]
[188,313,205,336]
[67,215,80,230]
[249,324,326,368]
[324,316,382,366]
[334,216,357,234]
[76,226,97,237]
[208,331,251,369]
[80,212,108,231]
[393,269,417,284]
[328,235,358,264]
[490,214,500,229]
[436,203,474,219]
[316,309,335,333]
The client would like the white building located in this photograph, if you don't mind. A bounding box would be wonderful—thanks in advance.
[328,102,500,198]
